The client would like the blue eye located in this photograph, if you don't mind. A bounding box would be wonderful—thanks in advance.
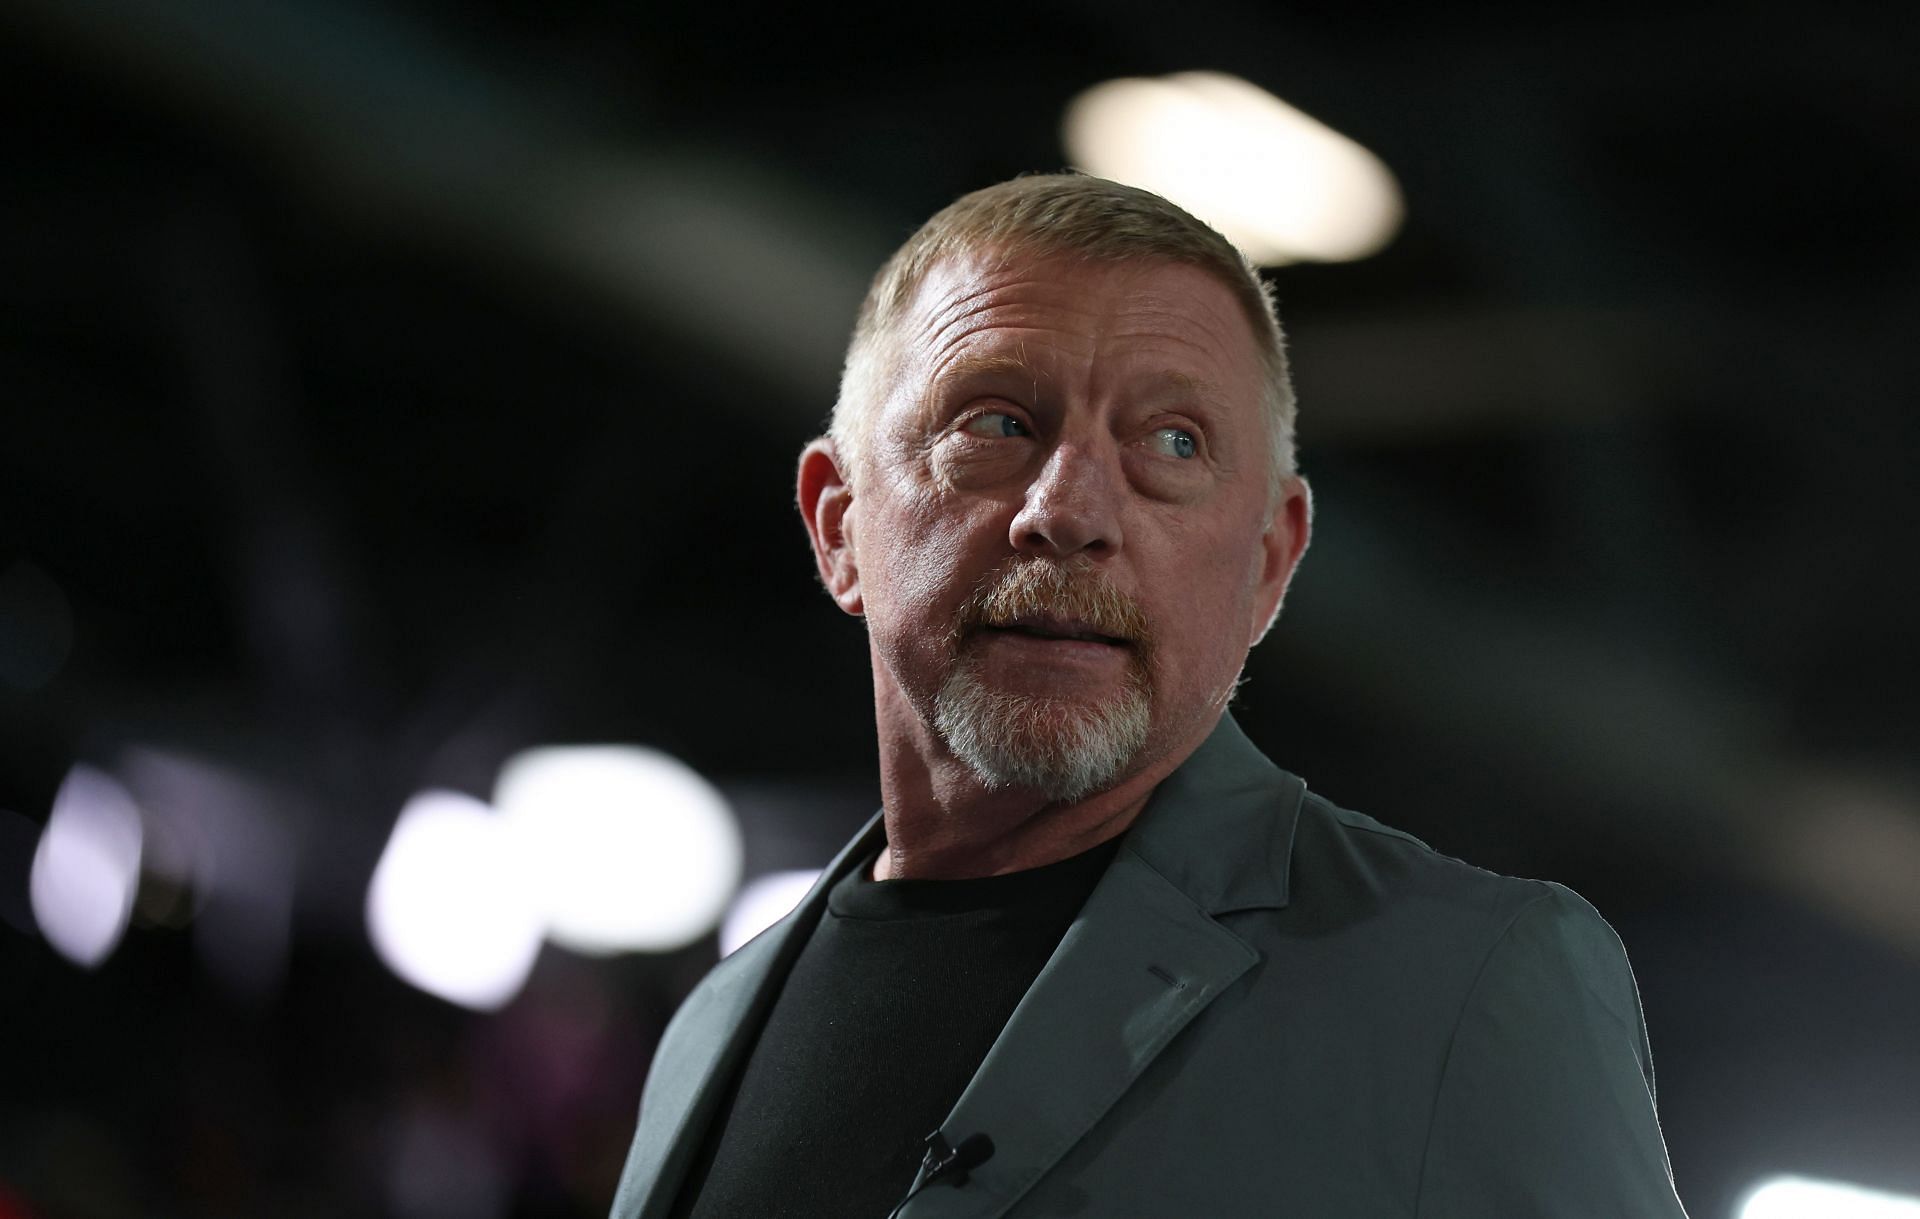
[1151,428,1198,459]
[963,412,1030,439]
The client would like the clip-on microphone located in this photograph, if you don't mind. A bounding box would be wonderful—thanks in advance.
[886,1129,995,1218]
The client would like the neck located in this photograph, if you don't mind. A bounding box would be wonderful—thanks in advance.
[869,681,1219,881]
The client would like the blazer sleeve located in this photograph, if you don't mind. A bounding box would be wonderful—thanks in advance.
[1415,883,1690,1218]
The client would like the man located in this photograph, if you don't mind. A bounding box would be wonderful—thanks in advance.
[611,175,1688,1217]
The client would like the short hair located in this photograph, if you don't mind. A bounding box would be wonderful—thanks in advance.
[828,173,1297,492]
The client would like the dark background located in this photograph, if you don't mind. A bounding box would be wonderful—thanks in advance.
[3,2,1918,1216]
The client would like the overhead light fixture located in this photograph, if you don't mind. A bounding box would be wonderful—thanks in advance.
[1063,71,1403,266]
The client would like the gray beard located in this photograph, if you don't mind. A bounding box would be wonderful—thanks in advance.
[932,654,1152,804]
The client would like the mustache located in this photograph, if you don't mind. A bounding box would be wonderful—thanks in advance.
[953,559,1154,652]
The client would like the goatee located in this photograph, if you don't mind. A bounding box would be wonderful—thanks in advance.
[933,560,1154,803]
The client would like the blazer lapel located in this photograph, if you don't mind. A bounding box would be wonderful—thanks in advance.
[900,715,1303,1219]
[898,846,1260,1219]
[612,813,887,1219]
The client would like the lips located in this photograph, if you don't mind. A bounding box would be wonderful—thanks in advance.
[985,614,1131,647]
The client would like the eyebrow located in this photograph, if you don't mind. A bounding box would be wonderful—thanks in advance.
[1157,369,1233,412]
[917,352,1047,424]
[929,351,1041,388]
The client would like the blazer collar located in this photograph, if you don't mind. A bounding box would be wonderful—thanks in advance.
[1122,711,1304,916]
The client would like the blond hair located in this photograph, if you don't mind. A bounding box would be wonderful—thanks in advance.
[828,174,1297,489]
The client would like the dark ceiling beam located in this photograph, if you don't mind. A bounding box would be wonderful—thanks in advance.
[5,0,881,412]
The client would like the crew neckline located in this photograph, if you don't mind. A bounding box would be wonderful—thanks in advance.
[829,836,1124,921]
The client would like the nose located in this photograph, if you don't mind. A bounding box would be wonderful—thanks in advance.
[1008,441,1125,561]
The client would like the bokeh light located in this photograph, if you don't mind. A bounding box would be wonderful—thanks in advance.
[366,790,544,1011]
[1738,1175,1920,1219]
[493,746,742,955]
[29,765,144,969]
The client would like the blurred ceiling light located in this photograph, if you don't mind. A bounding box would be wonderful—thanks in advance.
[720,869,823,957]
[1063,71,1403,266]
[493,746,742,955]
[29,766,144,968]
[1739,1175,1920,1219]
[367,791,544,1011]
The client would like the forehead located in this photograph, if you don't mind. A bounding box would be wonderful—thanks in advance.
[890,250,1264,395]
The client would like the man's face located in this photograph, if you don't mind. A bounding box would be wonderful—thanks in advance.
[822,250,1308,798]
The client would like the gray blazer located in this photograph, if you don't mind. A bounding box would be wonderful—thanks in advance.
[611,716,1689,1217]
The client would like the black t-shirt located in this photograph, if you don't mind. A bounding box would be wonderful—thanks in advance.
[672,836,1122,1218]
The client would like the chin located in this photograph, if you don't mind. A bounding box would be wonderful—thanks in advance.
[932,664,1152,803]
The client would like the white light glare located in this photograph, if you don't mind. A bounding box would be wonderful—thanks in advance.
[1739,1175,1920,1219]
[367,791,544,1011]
[1063,71,1404,266]
[30,766,144,968]
[720,869,823,956]
[494,746,742,954]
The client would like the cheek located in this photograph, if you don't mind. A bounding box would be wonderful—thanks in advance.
[858,492,996,631]
[1147,529,1267,662]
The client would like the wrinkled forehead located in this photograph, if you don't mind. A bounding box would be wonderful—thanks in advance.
[886,248,1265,391]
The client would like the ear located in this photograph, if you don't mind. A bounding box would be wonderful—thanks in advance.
[1249,474,1313,646]
[798,437,864,616]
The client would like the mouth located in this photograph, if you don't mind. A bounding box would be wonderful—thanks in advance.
[982,614,1132,647]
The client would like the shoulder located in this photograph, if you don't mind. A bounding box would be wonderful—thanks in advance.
[1223,787,1644,1037]
[1283,789,1562,940]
